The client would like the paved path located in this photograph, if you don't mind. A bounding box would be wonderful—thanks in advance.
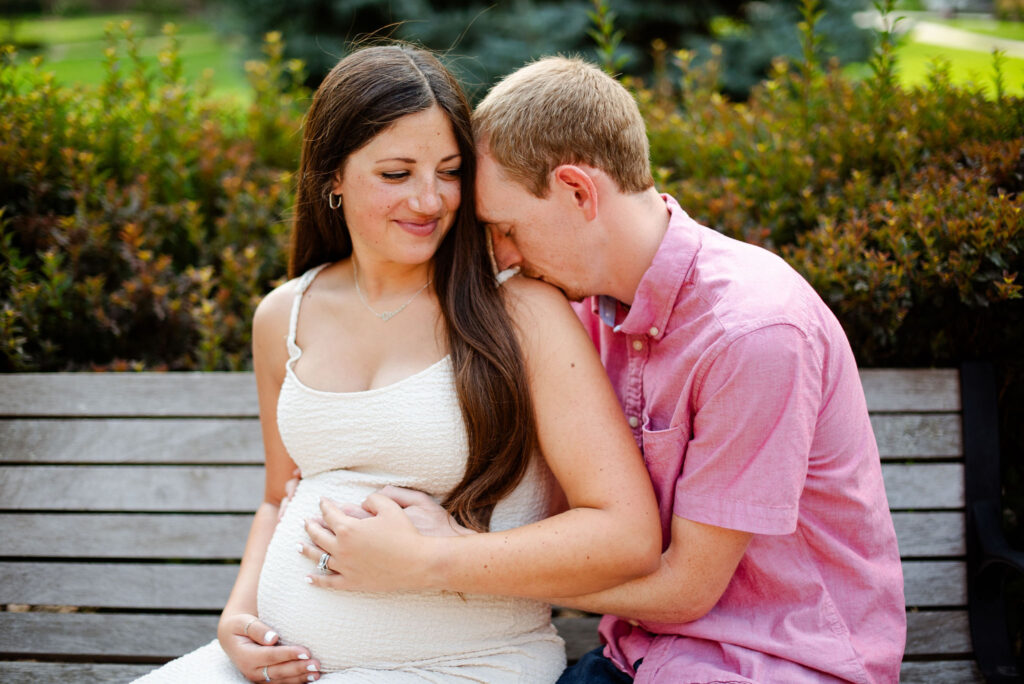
[854,10,1024,58]
[912,21,1024,58]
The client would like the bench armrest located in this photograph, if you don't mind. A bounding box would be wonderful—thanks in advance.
[973,500,1024,578]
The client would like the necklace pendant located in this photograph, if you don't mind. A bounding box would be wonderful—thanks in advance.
[379,311,396,322]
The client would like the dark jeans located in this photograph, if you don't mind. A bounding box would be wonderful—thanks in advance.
[557,647,637,684]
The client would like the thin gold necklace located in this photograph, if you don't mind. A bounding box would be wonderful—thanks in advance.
[352,259,432,322]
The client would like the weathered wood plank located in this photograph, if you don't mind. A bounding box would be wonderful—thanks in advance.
[0,465,263,511]
[0,563,236,609]
[0,418,263,464]
[882,463,964,510]
[899,659,984,683]
[554,615,600,662]
[892,512,965,557]
[905,610,971,655]
[870,414,962,459]
[554,610,972,660]
[860,368,960,413]
[2,369,959,415]
[0,662,158,684]
[904,561,966,607]
[0,612,218,659]
[0,514,250,558]
[0,373,258,417]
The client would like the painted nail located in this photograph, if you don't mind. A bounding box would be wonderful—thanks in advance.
[304,576,313,584]
[296,543,304,553]
[308,676,316,682]
[298,653,310,660]
[264,630,277,644]
[307,664,318,672]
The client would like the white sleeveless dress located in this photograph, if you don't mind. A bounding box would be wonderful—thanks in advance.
[135,264,566,683]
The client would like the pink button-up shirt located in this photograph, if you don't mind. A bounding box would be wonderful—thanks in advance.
[575,196,905,683]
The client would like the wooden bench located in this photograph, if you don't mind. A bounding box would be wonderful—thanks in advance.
[0,366,1017,682]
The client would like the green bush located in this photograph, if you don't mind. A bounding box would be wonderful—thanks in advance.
[0,24,305,371]
[1,9,1022,520]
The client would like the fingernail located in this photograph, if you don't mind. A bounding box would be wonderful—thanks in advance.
[296,543,304,553]
[304,576,313,584]
[307,663,319,672]
[298,653,310,660]
[264,631,277,644]
[308,676,316,682]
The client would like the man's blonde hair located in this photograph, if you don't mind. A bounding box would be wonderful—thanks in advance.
[473,56,654,197]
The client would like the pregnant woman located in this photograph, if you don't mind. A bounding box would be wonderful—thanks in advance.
[134,44,658,683]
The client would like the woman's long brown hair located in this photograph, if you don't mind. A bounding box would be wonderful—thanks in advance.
[289,45,536,531]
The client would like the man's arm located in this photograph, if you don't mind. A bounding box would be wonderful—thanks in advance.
[553,514,751,623]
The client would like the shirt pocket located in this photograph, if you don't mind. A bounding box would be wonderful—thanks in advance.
[640,422,690,518]
[640,422,689,465]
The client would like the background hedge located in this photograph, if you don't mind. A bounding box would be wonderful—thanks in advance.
[2,1,1022,554]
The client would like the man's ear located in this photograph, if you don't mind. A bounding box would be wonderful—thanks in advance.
[552,165,598,221]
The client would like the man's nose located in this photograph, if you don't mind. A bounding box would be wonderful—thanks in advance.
[490,227,522,271]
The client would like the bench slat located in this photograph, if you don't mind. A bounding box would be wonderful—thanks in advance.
[0,612,218,659]
[860,369,960,412]
[899,660,983,683]
[553,610,972,661]
[0,465,263,512]
[0,415,965,464]
[0,662,158,683]
[882,463,964,510]
[0,419,262,464]
[4,369,961,416]
[905,610,971,655]
[0,563,237,609]
[892,512,965,557]
[871,414,962,459]
[0,373,258,417]
[2,464,964,513]
[0,514,250,558]
[904,560,966,607]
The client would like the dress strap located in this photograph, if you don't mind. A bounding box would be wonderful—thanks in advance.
[286,262,331,360]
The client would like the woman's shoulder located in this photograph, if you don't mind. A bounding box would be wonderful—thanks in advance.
[500,273,581,341]
[253,277,301,332]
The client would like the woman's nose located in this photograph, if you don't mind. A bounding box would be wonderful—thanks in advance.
[410,180,442,215]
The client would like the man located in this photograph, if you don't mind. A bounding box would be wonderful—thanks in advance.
[470,55,906,683]
[309,56,907,682]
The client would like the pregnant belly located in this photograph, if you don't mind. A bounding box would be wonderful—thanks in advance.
[256,474,551,671]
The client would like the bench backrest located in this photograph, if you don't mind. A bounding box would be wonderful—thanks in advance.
[0,370,981,682]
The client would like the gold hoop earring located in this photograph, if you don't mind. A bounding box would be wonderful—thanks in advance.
[328,193,342,210]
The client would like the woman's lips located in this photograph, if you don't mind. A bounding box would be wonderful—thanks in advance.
[395,219,439,237]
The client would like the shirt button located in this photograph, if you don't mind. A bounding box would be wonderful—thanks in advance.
[628,416,640,428]
[649,326,659,337]
[631,339,643,351]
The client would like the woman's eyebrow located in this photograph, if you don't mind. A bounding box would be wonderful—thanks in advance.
[375,154,462,163]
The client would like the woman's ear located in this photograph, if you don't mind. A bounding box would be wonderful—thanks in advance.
[331,170,344,196]
[552,165,598,221]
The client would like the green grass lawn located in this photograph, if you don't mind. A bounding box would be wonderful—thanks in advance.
[3,13,250,101]
[893,40,1024,96]
[941,17,1024,42]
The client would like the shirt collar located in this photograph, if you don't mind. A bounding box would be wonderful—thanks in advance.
[592,194,701,339]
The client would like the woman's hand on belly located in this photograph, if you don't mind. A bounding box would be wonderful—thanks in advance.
[300,493,446,592]
[218,612,321,683]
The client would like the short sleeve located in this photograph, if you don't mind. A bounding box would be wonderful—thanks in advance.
[673,323,822,535]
